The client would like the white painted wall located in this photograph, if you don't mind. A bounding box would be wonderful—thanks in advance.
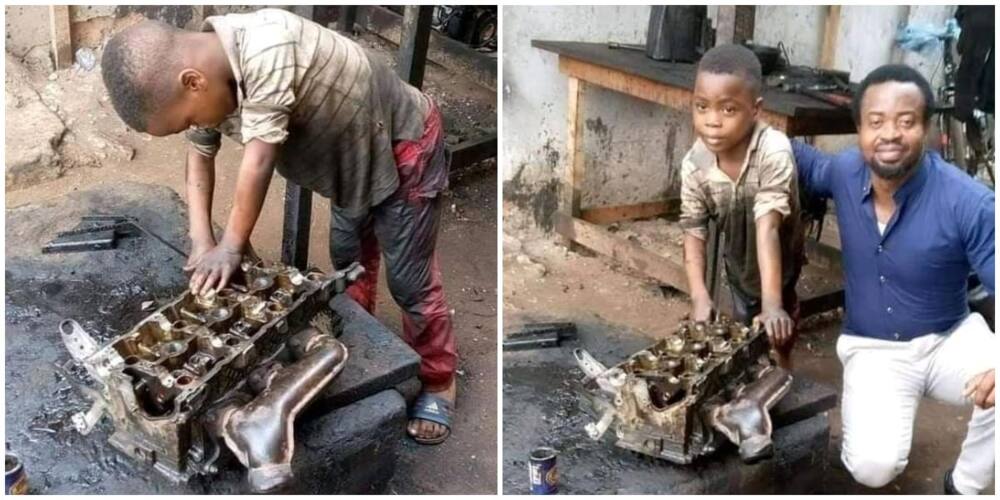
[504,5,691,225]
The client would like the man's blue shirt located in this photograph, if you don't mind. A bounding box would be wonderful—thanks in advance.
[792,141,995,341]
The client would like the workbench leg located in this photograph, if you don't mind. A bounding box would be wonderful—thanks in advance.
[397,5,433,89]
[559,77,586,246]
[281,182,312,269]
[49,6,72,70]
[338,6,358,34]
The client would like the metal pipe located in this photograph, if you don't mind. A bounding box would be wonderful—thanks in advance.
[217,327,348,492]
[707,366,793,463]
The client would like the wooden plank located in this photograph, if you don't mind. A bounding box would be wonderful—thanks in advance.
[820,6,842,70]
[563,77,585,218]
[559,55,835,136]
[554,212,689,293]
[49,5,72,70]
[580,199,680,224]
[539,40,853,121]
[560,55,691,110]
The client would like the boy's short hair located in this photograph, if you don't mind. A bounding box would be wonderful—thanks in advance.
[697,44,763,96]
[101,21,181,131]
[851,64,935,124]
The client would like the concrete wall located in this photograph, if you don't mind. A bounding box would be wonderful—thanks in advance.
[4,5,50,58]
[503,5,698,231]
[503,5,959,231]
[4,5,284,56]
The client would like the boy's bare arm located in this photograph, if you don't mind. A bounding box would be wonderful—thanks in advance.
[754,211,792,343]
[189,139,277,295]
[683,233,713,321]
[184,149,217,263]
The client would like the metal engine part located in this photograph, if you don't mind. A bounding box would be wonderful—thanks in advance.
[574,317,792,464]
[61,261,362,491]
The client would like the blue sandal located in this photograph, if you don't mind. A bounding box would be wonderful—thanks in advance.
[408,392,453,445]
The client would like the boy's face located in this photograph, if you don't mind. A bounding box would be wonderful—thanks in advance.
[692,71,762,156]
[146,69,236,137]
[856,81,927,180]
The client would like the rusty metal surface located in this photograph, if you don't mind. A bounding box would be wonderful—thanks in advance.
[574,317,791,464]
[60,261,361,490]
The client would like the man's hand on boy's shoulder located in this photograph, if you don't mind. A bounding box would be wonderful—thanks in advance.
[185,243,243,296]
[754,306,794,347]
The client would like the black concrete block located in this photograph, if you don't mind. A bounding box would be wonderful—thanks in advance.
[190,389,407,494]
[772,375,839,428]
[312,294,421,412]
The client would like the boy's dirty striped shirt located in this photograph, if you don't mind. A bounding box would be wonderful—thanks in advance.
[678,121,806,303]
[186,8,434,212]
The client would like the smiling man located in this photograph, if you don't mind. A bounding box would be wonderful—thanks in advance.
[792,64,995,494]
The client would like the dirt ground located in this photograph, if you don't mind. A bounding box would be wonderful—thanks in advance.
[5,33,497,494]
[502,226,995,495]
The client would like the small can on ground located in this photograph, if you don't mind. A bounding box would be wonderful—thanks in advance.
[5,452,28,495]
[528,446,558,494]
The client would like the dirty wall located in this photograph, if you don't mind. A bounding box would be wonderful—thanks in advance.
[502,5,955,232]
[5,5,292,68]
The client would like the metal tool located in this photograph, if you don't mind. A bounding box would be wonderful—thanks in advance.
[503,322,578,351]
[42,215,188,258]
[82,215,189,258]
[781,82,852,108]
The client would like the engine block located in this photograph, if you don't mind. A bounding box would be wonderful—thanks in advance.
[61,261,361,491]
[574,317,792,464]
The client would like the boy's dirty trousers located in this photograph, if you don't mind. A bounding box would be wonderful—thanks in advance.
[329,104,457,392]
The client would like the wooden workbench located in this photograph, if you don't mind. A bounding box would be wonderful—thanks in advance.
[534,40,849,317]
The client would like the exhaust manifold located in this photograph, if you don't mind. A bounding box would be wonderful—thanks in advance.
[216,327,349,492]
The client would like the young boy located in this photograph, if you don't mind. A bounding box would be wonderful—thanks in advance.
[101,8,456,444]
[678,44,806,368]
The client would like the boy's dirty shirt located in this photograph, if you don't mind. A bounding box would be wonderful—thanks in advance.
[679,121,806,303]
[187,8,445,213]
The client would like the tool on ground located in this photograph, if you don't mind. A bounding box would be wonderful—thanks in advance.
[42,215,189,258]
[528,446,558,494]
[503,322,577,351]
[5,450,27,495]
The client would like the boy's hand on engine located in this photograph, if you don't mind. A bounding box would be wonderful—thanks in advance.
[691,292,714,322]
[184,237,217,271]
[188,243,242,296]
[754,306,793,347]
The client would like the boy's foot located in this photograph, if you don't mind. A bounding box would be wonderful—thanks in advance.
[407,378,456,445]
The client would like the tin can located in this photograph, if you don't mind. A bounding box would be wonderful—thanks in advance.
[5,452,28,495]
[528,447,558,494]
